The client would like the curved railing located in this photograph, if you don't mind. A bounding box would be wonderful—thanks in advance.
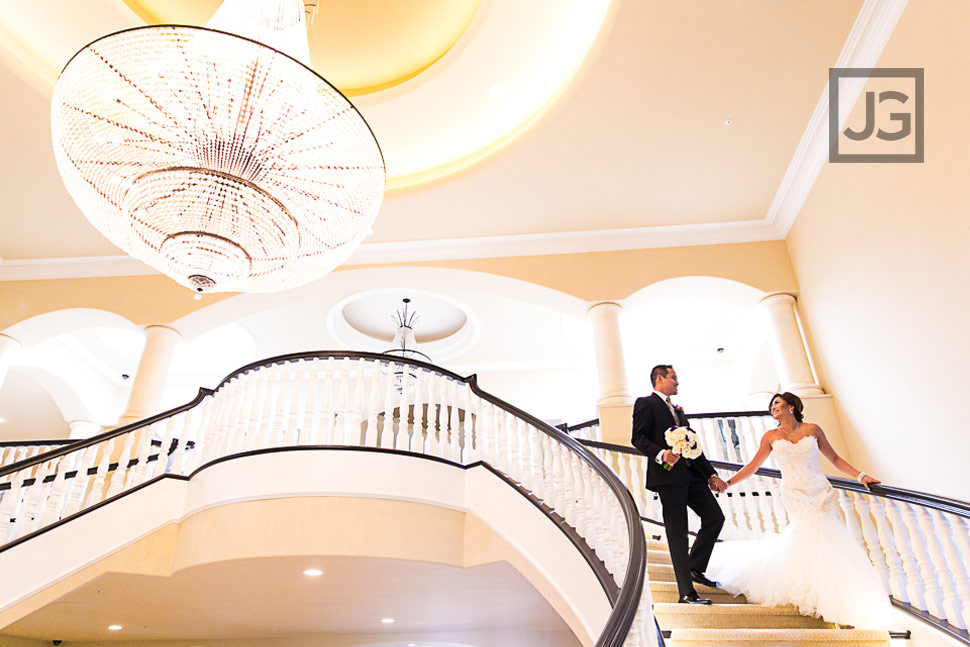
[580,436,970,645]
[0,352,651,647]
[0,440,77,469]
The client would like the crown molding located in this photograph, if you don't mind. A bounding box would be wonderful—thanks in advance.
[344,219,782,266]
[0,255,158,281]
[0,219,781,281]
[765,0,908,237]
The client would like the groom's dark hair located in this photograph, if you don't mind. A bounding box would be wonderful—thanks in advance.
[650,364,674,387]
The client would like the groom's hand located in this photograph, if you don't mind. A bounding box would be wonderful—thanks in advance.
[662,450,680,466]
[708,476,728,493]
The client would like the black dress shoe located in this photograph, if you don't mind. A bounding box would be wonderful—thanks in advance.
[691,569,720,588]
[678,591,712,605]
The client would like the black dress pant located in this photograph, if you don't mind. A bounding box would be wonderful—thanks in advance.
[655,475,725,597]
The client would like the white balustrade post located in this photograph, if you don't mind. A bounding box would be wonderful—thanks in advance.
[847,492,892,591]
[913,505,962,626]
[758,293,823,397]
[884,498,929,611]
[379,362,397,449]
[363,361,381,447]
[868,496,908,601]
[119,325,181,426]
[939,514,970,630]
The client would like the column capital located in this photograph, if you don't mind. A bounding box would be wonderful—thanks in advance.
[142,324,182,340]
[587,301,623,315]
[758,292,797,307]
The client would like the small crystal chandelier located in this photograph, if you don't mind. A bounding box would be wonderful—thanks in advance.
[50,0,385,293]
[382,298,431,391]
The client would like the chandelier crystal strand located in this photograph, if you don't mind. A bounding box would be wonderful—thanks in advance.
[50,0,384,293]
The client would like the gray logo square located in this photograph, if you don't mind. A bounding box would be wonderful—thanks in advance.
[829,68,924,163]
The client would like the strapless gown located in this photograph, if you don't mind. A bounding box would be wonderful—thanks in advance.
[706,435,891,628]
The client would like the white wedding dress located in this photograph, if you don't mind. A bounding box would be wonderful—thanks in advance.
[706,435,891,628]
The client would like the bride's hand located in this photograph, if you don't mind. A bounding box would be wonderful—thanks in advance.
[860,474,880,490]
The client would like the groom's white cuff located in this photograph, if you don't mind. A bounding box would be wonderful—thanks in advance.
[656,450,665,464]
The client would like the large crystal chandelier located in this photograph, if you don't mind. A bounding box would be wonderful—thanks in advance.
[50,0,385,293]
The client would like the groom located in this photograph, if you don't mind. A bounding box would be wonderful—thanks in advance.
[632,365,727,604]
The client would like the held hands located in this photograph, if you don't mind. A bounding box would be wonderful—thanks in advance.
[708,476,728,493]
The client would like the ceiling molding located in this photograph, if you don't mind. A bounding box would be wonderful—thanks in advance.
[0,219,782,281]
[345,220,782,265]
[0,255,158,281]
[765,0,909,237]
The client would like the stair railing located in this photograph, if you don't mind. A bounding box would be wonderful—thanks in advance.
[0,352,651,647]
[0,440,77,472]
[579,435,970,645]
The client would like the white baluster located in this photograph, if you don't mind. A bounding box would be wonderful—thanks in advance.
[884,498,929,610]
[938,513,970,629]
[395,366,411,452]
[446,380,462,463]
[105,430,137,498]
[343,357,366,446]
[332,358,350,445]
[283,358,309,447]
[913,504,961,625]
[17,458,57,538]
[61,444,100,517]
[847,491,893,593]
[898,501,946,617]
[84,437,116,508]
[380,361,398,449]
[34,451,79,531]
[419,370,436,456]
[320,357,337,445]
[425,374,443,458]
[0,469,28,542]
[363,360,381,447]
[410,367,426,453]
[868,496,908,601]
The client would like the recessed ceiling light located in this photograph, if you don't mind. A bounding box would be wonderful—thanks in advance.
[489,82,507,97]
[107,625,123,631]
[302,568,324,577]
[380,617,395,624]
[724,119,733,126]
[0,416,5,423]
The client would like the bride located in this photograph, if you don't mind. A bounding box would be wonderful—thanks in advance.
[705,392,891,629]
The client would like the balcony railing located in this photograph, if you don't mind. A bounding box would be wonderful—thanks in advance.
[0,352,652,647]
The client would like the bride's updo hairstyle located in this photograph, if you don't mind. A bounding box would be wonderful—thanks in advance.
[771,392,804,422]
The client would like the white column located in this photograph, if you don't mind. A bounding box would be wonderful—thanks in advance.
[587,302,632,407]
[119,325,181,426]
[0,333,23,392]
[758,293,823,396]
[69,419,103,440]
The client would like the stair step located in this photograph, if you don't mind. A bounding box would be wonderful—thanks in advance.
[649,581,745,603]
[647,549,672,565]
[648,563,676,580]
[655,603,832,629]
[668,628,890,647]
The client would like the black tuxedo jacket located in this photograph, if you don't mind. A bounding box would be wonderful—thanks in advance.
[631,393,716,490]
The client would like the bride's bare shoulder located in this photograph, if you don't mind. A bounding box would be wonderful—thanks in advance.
[761,428,781,444]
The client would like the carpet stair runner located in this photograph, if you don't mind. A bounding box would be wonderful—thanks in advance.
[646,532,891,646]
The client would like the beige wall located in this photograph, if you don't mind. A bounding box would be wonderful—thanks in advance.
[786,1,969,498]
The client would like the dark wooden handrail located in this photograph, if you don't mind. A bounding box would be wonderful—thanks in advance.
[579,438,970,521]
[565,410,771,434]
[0,440,76,448]
[0,351,647,647]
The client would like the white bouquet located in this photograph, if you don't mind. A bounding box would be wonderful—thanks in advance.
[662,426,702,471]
